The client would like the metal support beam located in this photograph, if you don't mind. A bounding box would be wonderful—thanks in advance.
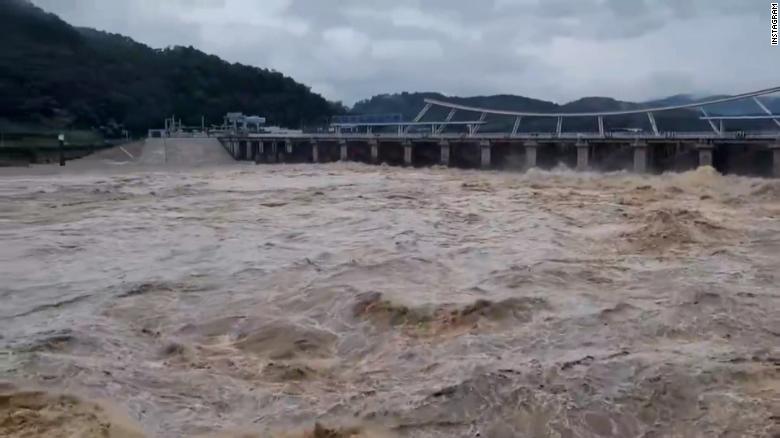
[413,103,432,123]
[511,116,523,137]
[752,96,780,128]
[472,112,488,135]
[406,103,433,134]
[647,112,660,137]
[556,117,563,137]
[598,116,605,138]
[403,141,413,166]
[700,107,722,136]
[436,109,457,135]
[311,141,319,163]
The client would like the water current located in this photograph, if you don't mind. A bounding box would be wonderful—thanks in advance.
[1,140,779,437]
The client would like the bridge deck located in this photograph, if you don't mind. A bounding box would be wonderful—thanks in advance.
[225,131,779,143]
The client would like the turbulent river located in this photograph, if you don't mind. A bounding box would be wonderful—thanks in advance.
[1,145,779,437]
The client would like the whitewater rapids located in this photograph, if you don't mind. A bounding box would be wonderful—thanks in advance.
[1,147,779,437]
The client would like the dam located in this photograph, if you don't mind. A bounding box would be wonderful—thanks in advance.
[210,86,780,177]
[218,134,780,177]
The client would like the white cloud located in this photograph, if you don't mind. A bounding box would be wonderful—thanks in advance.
[322,27,371,58]
[30,0,780,105]
[346,6,482,43]
[370,39,444,60]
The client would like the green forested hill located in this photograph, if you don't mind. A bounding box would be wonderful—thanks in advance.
[0,0,340,135]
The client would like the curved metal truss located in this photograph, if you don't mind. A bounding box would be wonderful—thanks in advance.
[424,85,780,117]
[419,85,780,137]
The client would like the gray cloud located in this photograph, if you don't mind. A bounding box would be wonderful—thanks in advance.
[30,0,780,105]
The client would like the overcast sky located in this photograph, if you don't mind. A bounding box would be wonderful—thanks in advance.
[30,0,780,105]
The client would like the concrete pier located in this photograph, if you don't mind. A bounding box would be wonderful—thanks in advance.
[370,140,379,163]
[633,141,648,173]
[440,141,450,166]
[271,141,279,163]
[220,135,780,178]
[697,143,714,168]
[576,140,589,171]
[480,140,491,169]
[235,141,244,160]
[340,140,348,161]
[525,141,538,169]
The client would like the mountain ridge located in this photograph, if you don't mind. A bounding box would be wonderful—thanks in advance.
[0,0,339,135]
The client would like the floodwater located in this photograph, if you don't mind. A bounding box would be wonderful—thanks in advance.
[1,139,779,437]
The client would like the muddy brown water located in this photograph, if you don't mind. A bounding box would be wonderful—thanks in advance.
[1,145,779,437]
